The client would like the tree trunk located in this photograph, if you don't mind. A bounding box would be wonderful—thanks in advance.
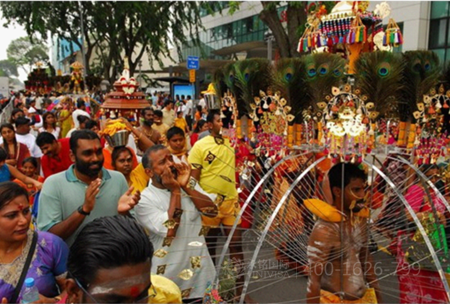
[259,2,291,58]
[258,2,307,58]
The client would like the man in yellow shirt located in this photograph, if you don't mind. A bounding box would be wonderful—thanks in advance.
[188,109,254,303]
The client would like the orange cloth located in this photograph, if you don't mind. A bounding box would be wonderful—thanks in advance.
[14,176,45,206]
[103,147,138,170]
[320,288,377,303]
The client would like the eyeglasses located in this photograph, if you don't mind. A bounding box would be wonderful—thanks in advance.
[74,277,157,303]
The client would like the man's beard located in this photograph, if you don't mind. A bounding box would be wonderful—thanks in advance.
[143,119,153,127]
[75,158,104,177]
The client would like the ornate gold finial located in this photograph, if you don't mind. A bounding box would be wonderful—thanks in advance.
[124,57,130,70]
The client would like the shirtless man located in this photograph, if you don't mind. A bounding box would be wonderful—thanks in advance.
[307,162,381,304]
[137,107,161,145]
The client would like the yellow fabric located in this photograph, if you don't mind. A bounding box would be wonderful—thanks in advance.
[188,135,237,200]
[149,274,182,304]
[60,109,73,138]
[152,123,170,137]
[202,198,241,227]
[130,163,150,194]
[320,288,377,303]
[174,117,187,132]
[152,123,170,145]
[304,199,370,222]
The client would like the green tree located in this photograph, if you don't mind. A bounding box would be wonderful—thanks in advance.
[0,1,204,83]
[6,37,48,73]
[0,59,18,77]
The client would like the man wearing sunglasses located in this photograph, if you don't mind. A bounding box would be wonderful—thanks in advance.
[65,215,181,303]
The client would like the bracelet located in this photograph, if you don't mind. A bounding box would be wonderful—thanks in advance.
[188,176,197,190]
[54,296,62,303]
[173,208,183,220]
[77,205,90,216]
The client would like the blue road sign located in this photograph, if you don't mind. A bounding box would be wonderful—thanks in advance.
[187,56,200,70]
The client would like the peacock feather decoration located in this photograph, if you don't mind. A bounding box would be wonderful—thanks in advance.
[304,53,346,115]
[272,57,309,124]
[234,58,273,118]
[401,50,440,122]
[355,51,405,120]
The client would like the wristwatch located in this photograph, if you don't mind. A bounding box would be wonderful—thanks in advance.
[77,205,91,216]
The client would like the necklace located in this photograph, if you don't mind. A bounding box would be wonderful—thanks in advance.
[143,128,153,138]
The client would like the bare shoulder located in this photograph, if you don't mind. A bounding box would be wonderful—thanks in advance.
[309,220,340,244]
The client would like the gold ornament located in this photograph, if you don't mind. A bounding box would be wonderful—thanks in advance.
[178,269,194,280]
[181,288,193,298]
[199,225,211,236]
[163,237,174,247]
[188,241,203,247]
[163,219,178,229]
[157,264,167,275]
[153,249,168,258]
[190,256,201,269]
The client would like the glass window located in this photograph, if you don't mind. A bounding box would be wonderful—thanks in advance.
[432,49,446,63]
[431,1,449,19]
[244,17,253,33]
[224,23,233,39]
[429,19,448,48]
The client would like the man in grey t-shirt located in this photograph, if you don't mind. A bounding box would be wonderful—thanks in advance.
[37,130,140,246]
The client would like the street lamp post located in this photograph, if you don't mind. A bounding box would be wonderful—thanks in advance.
[138,61,142,91]
[78,1,88,76]
[264,29,275,61]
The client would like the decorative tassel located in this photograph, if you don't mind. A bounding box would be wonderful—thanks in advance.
[394,31,399,44]
[382,33,387,46]
[307,35,312,48]
[351,30,356,44]
[327,37,333,47]
[362,26,367,42]
[398,31,403,45]
[339,35,343,44]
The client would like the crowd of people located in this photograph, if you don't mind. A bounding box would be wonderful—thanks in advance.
[0,90,256,304]
[1,89,449,304]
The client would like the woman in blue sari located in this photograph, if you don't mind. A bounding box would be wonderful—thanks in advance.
[0,182,68,303]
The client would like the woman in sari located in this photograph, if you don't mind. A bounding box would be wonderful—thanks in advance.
[0,124,30,170]
[0,182,68,303]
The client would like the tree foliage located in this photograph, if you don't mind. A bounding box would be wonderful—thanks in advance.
[0,59,18,77]
[0,1,204,83]
[6,37,48,73]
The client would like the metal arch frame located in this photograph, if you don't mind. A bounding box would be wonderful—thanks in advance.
[237,156,326,304]
[213,151,307,286]
[366,160,450,301]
